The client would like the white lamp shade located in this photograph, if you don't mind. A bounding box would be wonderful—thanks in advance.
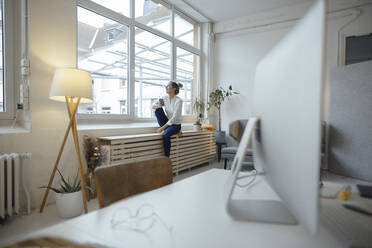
[49,68,93,103]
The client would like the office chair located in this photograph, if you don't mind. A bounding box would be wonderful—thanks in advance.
[94,156,172,208]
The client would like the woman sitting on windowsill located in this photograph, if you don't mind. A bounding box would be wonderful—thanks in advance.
[152,81,183,157]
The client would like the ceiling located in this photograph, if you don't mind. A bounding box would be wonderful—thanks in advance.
[170,0,313,22]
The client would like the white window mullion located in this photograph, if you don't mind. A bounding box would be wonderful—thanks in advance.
[174,39,200,56]
[171,5,176,81]
[129,0,135,118]
[197,23,201,98]
[133,21,173,42]
[197,24,201,101]
[0,0,15,119]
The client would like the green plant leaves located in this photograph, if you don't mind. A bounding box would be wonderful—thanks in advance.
[207,85,239,130]
[207,85,239,111]
[39,186,62,194]
[40,168,82,194]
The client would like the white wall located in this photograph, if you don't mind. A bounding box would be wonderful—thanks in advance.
[0,0,193,210]
[0,0,79,210]
[213,1,372,138]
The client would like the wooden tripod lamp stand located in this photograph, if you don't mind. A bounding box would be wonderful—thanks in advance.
[40,68,93,214]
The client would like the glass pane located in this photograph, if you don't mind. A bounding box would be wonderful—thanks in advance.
[135,27,171,118]
[175,13,198,48]
[0,1,3,112]
[176,47,198,115]
[90,0,130,17]
[77,7,129,115]
[135,0,171,35]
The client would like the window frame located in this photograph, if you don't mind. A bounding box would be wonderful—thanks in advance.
[175,46,200,117]
[76,0,201,122]
[0,0,15,120]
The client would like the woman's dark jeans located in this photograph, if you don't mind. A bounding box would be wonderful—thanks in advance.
[155,108,181,157]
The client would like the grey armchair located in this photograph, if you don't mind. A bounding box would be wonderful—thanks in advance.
[221,119,254,170]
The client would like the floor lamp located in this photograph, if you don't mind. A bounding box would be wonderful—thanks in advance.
[40,68,93,214]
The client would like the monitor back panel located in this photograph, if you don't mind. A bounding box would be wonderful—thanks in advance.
[252,0,327,234]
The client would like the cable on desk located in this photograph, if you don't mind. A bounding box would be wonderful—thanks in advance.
[236,169,257,188]
[320,185,351,201]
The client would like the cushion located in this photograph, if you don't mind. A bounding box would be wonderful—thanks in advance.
[230,121,243,142]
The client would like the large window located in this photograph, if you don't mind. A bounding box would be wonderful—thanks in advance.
[77,7,129,115]
[0,1,4,112]
[135,28,171,118]
[135,0,171,35]
[77,0,200,120]
[0,0,15,119]
[175,13,198,48]
[176,47,198,115]
[90,0,130,17]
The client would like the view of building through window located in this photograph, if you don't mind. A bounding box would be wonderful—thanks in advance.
[135,27,171,118]
[177,47,197,115]
[77,7,129,115]
[135,0,171,36]
[175,13,198,48]
[77,0,199,119]
[90,0,130,17]
[0,2,3,112]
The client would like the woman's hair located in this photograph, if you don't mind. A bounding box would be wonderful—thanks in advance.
[170,81,183,95]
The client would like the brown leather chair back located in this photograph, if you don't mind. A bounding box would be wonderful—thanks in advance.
[94,156,172,208]
[228,119,249,142]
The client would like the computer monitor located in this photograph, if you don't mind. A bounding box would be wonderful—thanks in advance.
[224,0,327,235]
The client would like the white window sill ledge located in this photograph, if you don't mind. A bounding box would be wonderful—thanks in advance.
[77,122,193,132]
[0,125,30,134]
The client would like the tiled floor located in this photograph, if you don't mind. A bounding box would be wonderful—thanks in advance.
[0,161,224,246]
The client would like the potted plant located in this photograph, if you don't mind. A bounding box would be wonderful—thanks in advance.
[193,99,205,131]
[207,85,239,143]
[40,169,83,218]
[83,135,108,199]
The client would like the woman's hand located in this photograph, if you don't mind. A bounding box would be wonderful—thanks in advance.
[157,124,168,133]
[152,104,162,109]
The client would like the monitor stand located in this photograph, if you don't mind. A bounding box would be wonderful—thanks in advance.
[227,199,297,224]
[224,117,297,225]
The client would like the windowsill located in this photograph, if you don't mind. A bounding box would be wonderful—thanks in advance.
[0,125,30,134]
[77,121,193,131]
[78,121,158,131]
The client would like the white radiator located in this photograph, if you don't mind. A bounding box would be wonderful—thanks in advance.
[99,131,216,175]
[0,153,31,219]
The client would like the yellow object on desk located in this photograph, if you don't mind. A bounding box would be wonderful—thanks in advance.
[339,188,351,201]
[202,125,215,131]
[320,184,351,201]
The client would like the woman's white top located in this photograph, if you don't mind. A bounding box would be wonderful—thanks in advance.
[163,94,183,125]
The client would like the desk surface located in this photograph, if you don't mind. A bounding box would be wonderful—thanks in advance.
[7,169,341,248]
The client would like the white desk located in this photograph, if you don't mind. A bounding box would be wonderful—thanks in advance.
[6,169,341,248]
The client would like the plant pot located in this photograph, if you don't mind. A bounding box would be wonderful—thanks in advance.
[55,190,83,218]
[193,122,202,131]
[214,130,226,143]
